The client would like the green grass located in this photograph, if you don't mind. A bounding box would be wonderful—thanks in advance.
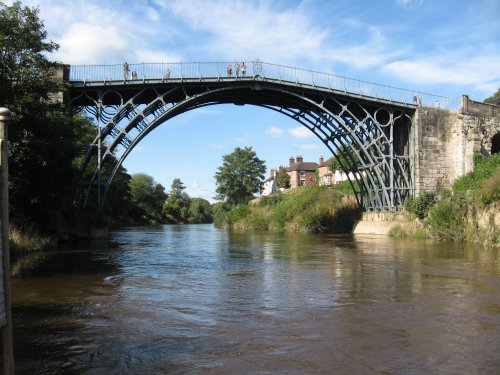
[215,186,361,233]
[452,153,500,192]
[9,226,55,254]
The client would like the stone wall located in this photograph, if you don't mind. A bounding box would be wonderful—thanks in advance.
[413,96,500,194]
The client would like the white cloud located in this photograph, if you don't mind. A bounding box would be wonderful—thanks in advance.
[233,135,251,145]
[299,144,320,151]
[209,144,225,149]
[289,127,314,138]
[191,180,201,189]
[396,0,424,9]
[55,23,129,64]
[266,126,284,138]
[382,53,500,94]
[161,0,327,64]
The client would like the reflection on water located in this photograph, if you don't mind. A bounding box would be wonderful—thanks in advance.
[8,224,500,374]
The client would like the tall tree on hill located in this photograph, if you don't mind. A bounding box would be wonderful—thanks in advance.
[214,147,266,206]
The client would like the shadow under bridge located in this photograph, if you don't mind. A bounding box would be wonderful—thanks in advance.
[67,61,418,212]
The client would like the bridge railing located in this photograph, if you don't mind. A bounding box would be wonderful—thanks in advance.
[68,61,460,109]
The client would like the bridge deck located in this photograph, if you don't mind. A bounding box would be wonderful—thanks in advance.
[67,61,458,109]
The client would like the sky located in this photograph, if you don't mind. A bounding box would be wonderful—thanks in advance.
[8,0,500,202]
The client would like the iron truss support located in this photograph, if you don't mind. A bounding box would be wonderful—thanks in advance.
[70,82,414,211]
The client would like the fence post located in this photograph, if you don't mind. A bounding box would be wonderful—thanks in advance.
[0,107,14,374]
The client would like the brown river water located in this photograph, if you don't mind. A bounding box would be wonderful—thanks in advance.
[8,224,500,374]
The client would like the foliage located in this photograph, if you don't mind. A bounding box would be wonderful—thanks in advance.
[276,168,290,189]
[404,192,436,220]
[9,225,55,254]
[163,178,190,223]
[215,186,361,233]
[331,180,359,196]
[188,198,213,223]
[484,88,500,104]
[452,153,500,192]
[0,2,98,232]
[214,147,266,206]
[258,193,284,207]
[129,173,167,223]
[328,145,359,173]
[477,173,500,205]
[427,198,466,241]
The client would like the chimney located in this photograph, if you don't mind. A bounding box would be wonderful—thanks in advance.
[297,155,303,163]
[289,156,295,166]
[319,156,324,164]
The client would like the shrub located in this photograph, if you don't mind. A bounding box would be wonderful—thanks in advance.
[258,194,283,207]
[404,192,436,220]
[231,205,250,222]
[9,226,55,254]
[453,153,500,192]
[477,173,500,205]
[427,198,466,241]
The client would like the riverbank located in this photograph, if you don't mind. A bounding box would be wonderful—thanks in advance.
[390,153,500,247]
[9,226,56,277]
[214,186,361,233]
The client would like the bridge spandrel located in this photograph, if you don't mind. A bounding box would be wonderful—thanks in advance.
[67,62,461,211]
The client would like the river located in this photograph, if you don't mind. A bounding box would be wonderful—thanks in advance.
[9,224,500,374]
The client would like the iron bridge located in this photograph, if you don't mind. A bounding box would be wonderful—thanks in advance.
[66,61,454,211]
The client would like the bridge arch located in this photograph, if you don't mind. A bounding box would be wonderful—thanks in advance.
[491,132,500,154]
[69,69,415,212]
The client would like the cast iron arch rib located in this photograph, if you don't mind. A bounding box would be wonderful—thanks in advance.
[72,80,414,211]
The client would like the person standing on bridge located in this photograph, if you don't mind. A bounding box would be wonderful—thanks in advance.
[123,62,129,80]
[227,64,232,76]
[241,62,246,76]
[235,62,240,77]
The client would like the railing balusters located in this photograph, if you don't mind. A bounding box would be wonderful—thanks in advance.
[68,61,458,109]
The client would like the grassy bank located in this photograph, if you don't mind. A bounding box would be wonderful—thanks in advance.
[9,226,56,277]
[214,186,361,233]
[390,153,500,246]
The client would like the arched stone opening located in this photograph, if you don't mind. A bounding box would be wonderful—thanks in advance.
[491,132,500,154]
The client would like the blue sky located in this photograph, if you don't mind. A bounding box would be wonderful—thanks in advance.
[11,0,500,202]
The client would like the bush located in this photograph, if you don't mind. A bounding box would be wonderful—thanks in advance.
[231,205,250,222]
[477,173,500,205]
[258,194,283,207]
[453,153,500,192]
[427,198,466,241]
[404,192,436,220]
[9,226,55,254]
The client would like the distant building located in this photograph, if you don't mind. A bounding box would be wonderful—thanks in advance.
[317,155,351,185]
[260,169,278,196]
[287,155,318,188]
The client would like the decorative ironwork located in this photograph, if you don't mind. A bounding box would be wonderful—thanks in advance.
[67,62,421,211]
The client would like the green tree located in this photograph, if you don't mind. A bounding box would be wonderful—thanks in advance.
[129,173,166,223]
[0,2,91,231]
[188,198,213,223]
[328,145,359,173]
[276,168,290,189]
[484,88,500,104]
[214,146,266,205]
[163,178,191,222]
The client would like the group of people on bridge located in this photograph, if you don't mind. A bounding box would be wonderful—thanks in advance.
[227,62,247,77]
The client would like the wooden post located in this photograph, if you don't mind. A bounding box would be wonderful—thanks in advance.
[0,107,14,374]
